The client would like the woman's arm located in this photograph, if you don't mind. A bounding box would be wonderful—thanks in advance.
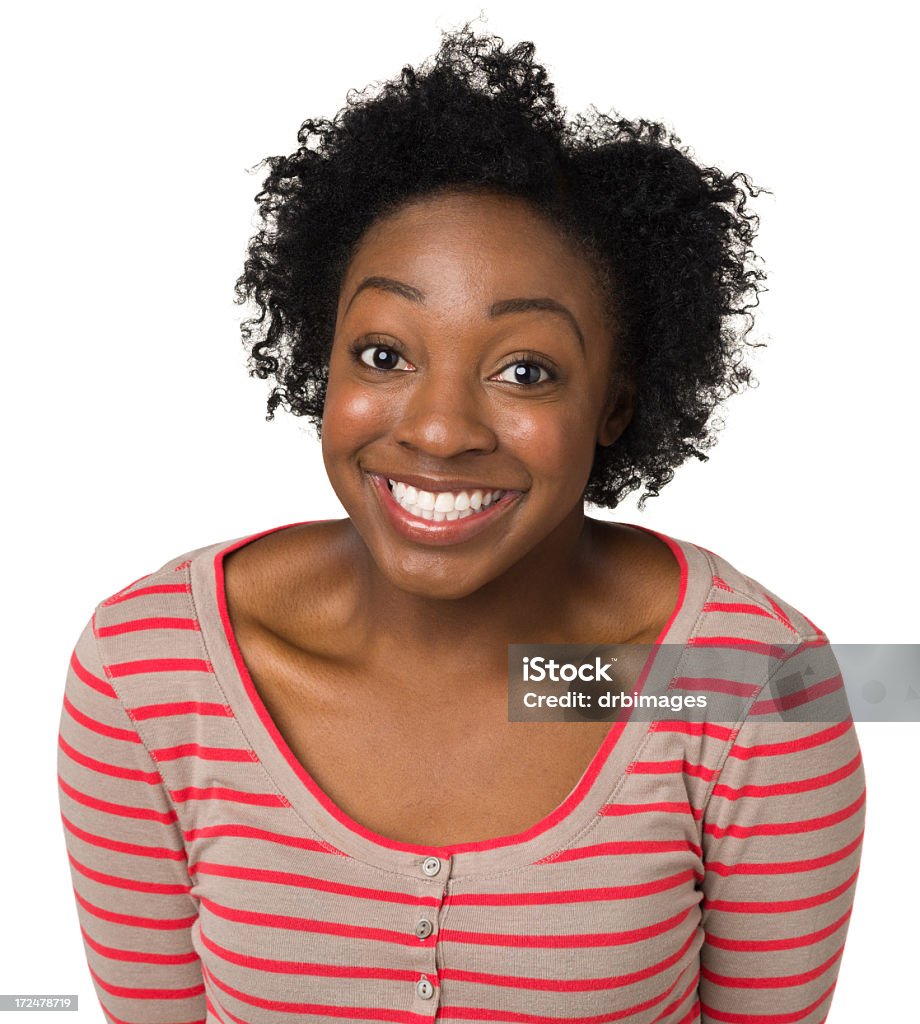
[698,639,867,1022]
[57,615,205,1021]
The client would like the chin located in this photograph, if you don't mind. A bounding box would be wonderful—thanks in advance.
[379,549,504,601]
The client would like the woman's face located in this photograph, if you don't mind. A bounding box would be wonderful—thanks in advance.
[322,190,633,600]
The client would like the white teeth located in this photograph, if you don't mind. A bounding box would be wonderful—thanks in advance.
[385,477,508,523]
[434,491,454,513]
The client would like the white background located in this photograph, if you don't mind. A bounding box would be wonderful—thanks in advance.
[3,1,917,1019]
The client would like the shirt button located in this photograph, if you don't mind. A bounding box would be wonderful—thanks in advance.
[416,976,434,1000]
[421,856,441,877]
[414,918,434,939]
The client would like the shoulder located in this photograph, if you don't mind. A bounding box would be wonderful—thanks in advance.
[92,520,339,611]
[84,521,332,655]
[687,537,826,644]
[87,519,356,669]
[606,519,826,647]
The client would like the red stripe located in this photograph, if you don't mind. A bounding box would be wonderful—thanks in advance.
[63,694,140,743]
[435,971,685,1022]
[539,839,701,864]
[106,658,212,678]
[440,932,697,991]
[649,973,700,1024]
[628,759,716,781]
[652,720,735,740]
[74,889,196,930]
[710,753,863,800]
[706,832,863,876]
[704,869,859,913]
[671,676,760,698]
[727,721,853,759]
[706,908,852,952]
[88,963,204,1000]
[189,860,441,906]
[700,980,835,1023]
[169,786,289,807]
[445,869,698,906]
[602,800,694,815]
[199,927,421,979]
[103,582,191,603]
[68,851,192,895]
[205,995,230,1024]
[182,823,344,855]
[705,791,866,839]
[132,701,234,720]
[58,774,177,824]
[58,734,160,783]
[749,672,843,715]
[99,999,204,1024]
[81,925,199,965]
[702,601,773,618]
[70,651,117,697]
[687,637,788,658]
[200,896,428,945]
[202,961,431,1023]
[766,596,796,633]
[601,801,702,821]
[439,906,694,948]
[96,617,200,637]
[101,573,155,604]
[801,615,824,638]
[60,812,187,860]
[152,743,256,762]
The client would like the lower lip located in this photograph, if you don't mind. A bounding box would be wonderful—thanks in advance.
[369,474,523,547]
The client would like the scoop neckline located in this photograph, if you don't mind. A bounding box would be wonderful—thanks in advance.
[191,518,712,879]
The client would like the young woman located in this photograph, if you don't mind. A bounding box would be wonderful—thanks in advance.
[57,28,866,1024]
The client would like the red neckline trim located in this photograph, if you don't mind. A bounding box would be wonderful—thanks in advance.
[212,519,690,858]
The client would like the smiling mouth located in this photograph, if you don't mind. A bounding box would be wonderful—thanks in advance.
[385,478,506,522]
[366,472,523,545]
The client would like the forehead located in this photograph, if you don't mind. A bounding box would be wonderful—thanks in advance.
[338,191,606,318]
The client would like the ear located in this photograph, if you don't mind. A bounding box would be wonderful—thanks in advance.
[597,383,635,447]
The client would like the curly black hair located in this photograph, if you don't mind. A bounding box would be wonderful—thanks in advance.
[235,26,766,510]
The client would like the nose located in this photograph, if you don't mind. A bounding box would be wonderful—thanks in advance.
[392,371,498,458]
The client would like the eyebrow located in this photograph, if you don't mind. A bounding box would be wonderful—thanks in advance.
[345,276,425,313]
[345,276,585,351]
[488,297,585,352]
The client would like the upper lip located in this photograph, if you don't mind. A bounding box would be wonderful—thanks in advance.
[367,471,523,493]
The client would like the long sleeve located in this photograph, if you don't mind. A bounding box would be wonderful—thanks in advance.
[698,638,867,1023]
[57,614,206,1024]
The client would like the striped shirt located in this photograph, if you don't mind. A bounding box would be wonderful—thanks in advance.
[57,522,866,1024]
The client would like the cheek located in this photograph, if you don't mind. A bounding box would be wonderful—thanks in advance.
[321,378,390,455]
[498,404,598,486]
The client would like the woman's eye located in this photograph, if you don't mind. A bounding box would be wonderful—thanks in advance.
[496,362,552,386]
[358,345,411,371]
